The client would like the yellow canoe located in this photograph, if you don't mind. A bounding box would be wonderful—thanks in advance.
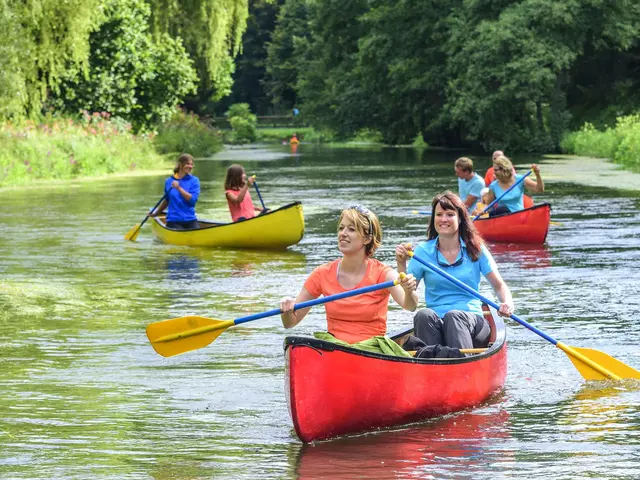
[150,202,304,249]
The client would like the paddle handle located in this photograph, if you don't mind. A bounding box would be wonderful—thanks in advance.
[233,278,400,326]
[473,169,532,220]
[251,177,267,210]
[408,252,557,345]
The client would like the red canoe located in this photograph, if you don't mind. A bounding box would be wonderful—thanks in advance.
[474,203,551,244]
[284,306,507,443]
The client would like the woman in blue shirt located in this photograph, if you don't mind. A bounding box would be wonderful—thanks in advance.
[151,153,201,230]
[483,156,544,216]
[396,191,514,350]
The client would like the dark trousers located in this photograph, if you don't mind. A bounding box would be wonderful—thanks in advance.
[488,205,511,217]
[166,220,200,230]
[413,308,491,349]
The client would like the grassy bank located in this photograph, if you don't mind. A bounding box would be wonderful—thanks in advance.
[0,111,223,188]
[561,114,640,171]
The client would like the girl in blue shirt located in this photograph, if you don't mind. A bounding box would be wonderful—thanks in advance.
[483,156,544,216]
[151,153,201,230]
[396,191,514,351]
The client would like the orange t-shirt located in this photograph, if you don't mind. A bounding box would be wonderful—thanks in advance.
[304,258,392,343]
[226,188,256,222]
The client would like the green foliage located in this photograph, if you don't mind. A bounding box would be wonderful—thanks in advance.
[265,0,309,111]
[225,103,257,144]
[51,0,197,132]
[147,0,249,102]
[0,0,100,121]
[0,115,163,186]
[561,114,640,169]
[154,109,223,157]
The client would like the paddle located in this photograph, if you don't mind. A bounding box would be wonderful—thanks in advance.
[146,275,406,357]
[473,169,533,220]
[124,190,170,241]
[407,250,640,381]
[250,175,267,211]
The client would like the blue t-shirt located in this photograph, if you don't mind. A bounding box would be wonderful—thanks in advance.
[458,173,486,212]
[164,174,200,222]
[407,238,497,317]
[488,174,525,212]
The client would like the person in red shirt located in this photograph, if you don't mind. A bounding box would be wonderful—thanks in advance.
[279,205,418,343]
[224,164,265,222]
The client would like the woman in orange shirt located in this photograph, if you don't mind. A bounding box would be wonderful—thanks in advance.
[279,205,418,343]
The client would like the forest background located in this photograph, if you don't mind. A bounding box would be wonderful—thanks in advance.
[2,0,640,186]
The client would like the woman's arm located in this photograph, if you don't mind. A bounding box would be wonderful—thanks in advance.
[485,270,514,317]
[483,189,496,205]
[149,199,169,216]
[172,180,193,202]
[387,270,418,312]
[226,184,250,205]
[280,287,316,328]
[524,164,544,193]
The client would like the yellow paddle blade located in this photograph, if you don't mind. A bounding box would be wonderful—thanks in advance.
[124,224,142,241]
[557,343,640,381]
[146,316,234,357]
[550,221,563,226]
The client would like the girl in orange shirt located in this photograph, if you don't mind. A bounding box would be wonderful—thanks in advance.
[279,205,418,343]
[224,164,264,222]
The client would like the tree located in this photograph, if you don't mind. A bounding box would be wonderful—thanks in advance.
[51,0,197,131]
[0,0,99,121]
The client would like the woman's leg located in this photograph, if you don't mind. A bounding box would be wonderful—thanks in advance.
[442,311,490,349]
[488,205,510,217]
[413,309,444,346]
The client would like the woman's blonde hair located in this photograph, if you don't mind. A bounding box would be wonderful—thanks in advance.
[493,156,514,180]
[338,205,382,256]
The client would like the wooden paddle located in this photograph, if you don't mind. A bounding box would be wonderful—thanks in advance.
[473,169,533,220]
[124,189,170,241]
[147,275,406,357]
[407,250,640,381]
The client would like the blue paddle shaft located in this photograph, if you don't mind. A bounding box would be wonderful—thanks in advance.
[233,279,397,325]
[139,191,169,229]
[409,253,558,346]
[473,169,532,220]
[253,181,267,210]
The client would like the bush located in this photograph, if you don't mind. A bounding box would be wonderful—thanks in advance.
[0,113,163,186]
[561,114,640,170]
[225,103,257,144]
[154,109,223,157]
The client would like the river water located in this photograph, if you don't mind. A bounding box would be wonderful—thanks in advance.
[1,145,640,479]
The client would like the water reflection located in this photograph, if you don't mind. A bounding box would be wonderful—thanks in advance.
[294,408,511,479]
[488,243,552,269]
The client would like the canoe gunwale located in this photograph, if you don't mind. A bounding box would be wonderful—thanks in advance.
[473,202,551,223]
[284,307,506,365]
[152,201,302,232]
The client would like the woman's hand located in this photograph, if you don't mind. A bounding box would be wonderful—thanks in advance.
[395,243,412,263]
[498,301,514,317]
[171,180,180,189]
[280,297,296,314]
[531,164,541,176]
[399,273,416,293]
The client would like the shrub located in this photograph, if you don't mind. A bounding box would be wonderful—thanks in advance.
[154,109,223,157]
[225,103,257,144]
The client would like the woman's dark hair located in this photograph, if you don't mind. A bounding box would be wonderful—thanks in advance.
[224,164,245,190]
[426,191,484,261]
[173,153,194,174]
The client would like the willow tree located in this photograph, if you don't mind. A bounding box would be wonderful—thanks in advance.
[0,0,100,120]
[148,0,249,103]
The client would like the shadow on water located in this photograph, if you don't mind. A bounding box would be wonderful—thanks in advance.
[293,407,512,479]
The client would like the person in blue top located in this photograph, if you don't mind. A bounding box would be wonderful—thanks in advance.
[482,156,544,216]
[150,153,201,230]
[395,191,514,351]
[454,157,486,212]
